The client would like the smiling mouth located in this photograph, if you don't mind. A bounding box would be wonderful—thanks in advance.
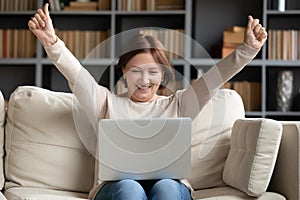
[137,85,151,90]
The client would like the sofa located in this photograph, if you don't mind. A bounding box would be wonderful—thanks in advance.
[0,85,299,200]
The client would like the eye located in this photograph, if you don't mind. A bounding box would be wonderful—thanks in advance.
[131,69,142,73]
[149,71,159,74]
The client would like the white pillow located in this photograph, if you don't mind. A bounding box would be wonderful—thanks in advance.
[0,91,5,190]
[223,118,282,197]
[187,89,245,189]
[5,86,94,193]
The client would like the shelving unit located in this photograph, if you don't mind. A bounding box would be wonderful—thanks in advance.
[0,0,299,120]
[262,0,300,119]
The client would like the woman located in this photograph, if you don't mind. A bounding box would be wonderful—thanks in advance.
[28,3,267,200]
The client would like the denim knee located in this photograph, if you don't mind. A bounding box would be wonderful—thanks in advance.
[95,179,147,200]
[149,179,191,200]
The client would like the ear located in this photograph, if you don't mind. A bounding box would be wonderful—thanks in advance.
[161,71,165,82]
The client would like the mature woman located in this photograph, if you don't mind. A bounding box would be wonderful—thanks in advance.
[28,3,267,200]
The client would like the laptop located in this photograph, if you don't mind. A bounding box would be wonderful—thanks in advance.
[97,117,192,181]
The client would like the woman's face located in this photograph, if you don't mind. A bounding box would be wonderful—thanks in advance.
[122,52,164,102]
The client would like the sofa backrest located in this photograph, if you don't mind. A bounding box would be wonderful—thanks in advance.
[0,91,5,190]
[187,88,245,190]
[4,86,95,193]
[3,86,246,193]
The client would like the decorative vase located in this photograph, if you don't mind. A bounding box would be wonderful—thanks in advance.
[278,0,285,12]
[276,70,293,112]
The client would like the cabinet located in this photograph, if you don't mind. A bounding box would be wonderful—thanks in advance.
[0,0,299,120]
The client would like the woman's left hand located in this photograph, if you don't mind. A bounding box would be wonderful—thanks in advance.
[244,15,268,50]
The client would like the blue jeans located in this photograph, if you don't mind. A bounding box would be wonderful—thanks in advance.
[94,179,192,200]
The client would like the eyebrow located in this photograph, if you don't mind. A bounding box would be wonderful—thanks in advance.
[129,65,161,69]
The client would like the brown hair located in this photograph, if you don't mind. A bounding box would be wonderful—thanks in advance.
[116,34,175,90]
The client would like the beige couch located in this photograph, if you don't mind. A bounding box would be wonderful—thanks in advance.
[0,86,299,200]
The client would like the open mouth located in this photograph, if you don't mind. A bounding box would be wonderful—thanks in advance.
[137,85,151,90]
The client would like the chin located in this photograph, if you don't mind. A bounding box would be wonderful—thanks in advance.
[132,93,155,102]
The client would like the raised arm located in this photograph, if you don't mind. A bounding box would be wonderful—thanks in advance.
[180,15,267,119]
[28,3,57,46]
[28,3,81,86]
[28,4,108,127]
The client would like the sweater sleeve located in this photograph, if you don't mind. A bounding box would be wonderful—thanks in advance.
[44,38,81,89]
[179,43,259,119]
[44,37,110,157]
[44,37,108,119]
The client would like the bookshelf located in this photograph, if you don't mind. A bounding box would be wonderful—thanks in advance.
[0,0,299,120]
[262,0,300,120]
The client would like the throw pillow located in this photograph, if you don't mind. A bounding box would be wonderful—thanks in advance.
[187,89,245,189]
[5,86,94,193]
[223,118,282,197]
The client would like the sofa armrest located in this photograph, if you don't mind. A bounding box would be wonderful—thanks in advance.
[268,121,300,200]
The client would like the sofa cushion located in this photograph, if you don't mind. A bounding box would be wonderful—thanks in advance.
[4,187,88,200]
[194,186,285,200]
[4,86,95,193]
[187,89,245,189]
[223,118,282,197]
[0,91,5,190]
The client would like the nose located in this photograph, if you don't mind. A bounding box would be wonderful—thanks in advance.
[140,72,150,85]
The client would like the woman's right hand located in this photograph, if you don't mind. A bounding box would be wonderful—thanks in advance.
[28,3,57,46]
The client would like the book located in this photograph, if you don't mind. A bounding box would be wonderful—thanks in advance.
[98,0,111,10]
[156,0,184,10]
[26,30,36,57]
[282,30,289,60]
[276,30,282,60]
[0,30,2,58]
[13,30,18,58]
[267,30,273,59]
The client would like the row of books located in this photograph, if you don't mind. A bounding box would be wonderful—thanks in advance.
[48,0,184,11]
[63,1,99,11]
[55,29,111,58]
[117,0,184,11]
[0,29,36,58]
[49,0,111,11]
[268,29,300,60]
[139,28,185,60]
[224,81,262,111]
[0,0,37,11]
